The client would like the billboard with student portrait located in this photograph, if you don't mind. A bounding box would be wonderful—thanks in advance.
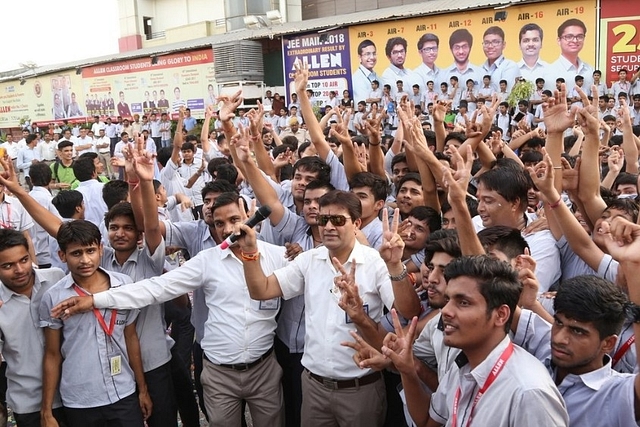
[347,0,597,103]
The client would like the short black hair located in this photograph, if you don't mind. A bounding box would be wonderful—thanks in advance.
[202,180,238,200]
[101,180,129,210]
[424,229,461,265]
[476,167,529,213]
[57,220,102,252]
[57,140,74,151]
[319,190,362,221]
[104,202,136,229]
[29,161,52,187]
[0,228,28,253]
[215,164,238,185]
[554,276,628,339]
[293,157,331,184]
[52,190,83,218]
[207,157,231,178]
[156,147,172,167]
[408,206,442,234]
[211,192,247,217]
[478,226,529,261]
[349,172,389,202]
[72,157,96,182]
[444,255,521,333]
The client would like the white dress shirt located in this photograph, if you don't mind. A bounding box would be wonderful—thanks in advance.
[94,240,288,365]
[273,241,395,380]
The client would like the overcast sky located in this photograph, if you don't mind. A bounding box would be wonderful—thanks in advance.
[1,0,120,73]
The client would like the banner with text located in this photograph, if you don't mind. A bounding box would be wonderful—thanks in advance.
[347,0,597,103]
[81,48,215,120]
[282,28,352,107]
[600,0,640,85]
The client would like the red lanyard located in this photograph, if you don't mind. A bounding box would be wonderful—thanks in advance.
[451,341,514,427]
[0,203,11,229]
[73,285,117,336]
[612,335,635,367]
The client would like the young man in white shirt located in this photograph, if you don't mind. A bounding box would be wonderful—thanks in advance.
[388,255,569,426]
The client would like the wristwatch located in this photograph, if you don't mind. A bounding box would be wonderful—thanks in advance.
[389,265,409,281]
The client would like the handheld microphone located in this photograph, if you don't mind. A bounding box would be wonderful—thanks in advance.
[219,205,272,250]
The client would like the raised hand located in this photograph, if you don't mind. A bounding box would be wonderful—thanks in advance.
[607,146,624,174]
[0,156,23,195]
[230,124,252,163]
[246,101,265,136]
[515,249,540,309]
[380,309,418,376]
[293,61,310,96]
[576,85,598,120]
[233,197,258,254]
[379,208,404,264]
[442,145,473,204]
[463,110,483,139]
[432,99,450,123]
[218,90,243,122]
[527,152,556,198]
[576,105,600,136]
[132,136,155,182]
[543,83,577,134]
[561,156,580,194]
[601,216,640,263]
[341,331,392,371]
[205,104,216,119]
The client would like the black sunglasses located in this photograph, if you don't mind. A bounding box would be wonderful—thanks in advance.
[318,214,351,226]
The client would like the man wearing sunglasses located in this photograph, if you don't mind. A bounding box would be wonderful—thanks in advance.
[237,190,421,427]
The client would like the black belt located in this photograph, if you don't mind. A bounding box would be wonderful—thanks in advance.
[306,369,382,390]
[205,347,273,372]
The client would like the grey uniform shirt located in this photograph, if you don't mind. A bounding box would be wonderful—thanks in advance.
[0,268,65,414]
[102,242,172,372]
[429,336,569,426]
[515,309,639,426]
[39,269,139,409]
[550,356,638,427]
[556,235,619,283]
[360,217,384,250]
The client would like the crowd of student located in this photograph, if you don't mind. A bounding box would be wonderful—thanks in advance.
[0,57,640,427]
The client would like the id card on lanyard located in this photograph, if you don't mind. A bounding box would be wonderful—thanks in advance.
[73,284,122,375]
[451,341,514,427]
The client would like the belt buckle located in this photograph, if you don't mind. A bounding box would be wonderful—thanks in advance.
[321,377,338,390]
[236,363,250,372]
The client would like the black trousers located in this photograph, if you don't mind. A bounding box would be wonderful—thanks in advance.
[275,337,304,427]
[64,392,144,427]
[145,362,178,427]
[14,407,68,427]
